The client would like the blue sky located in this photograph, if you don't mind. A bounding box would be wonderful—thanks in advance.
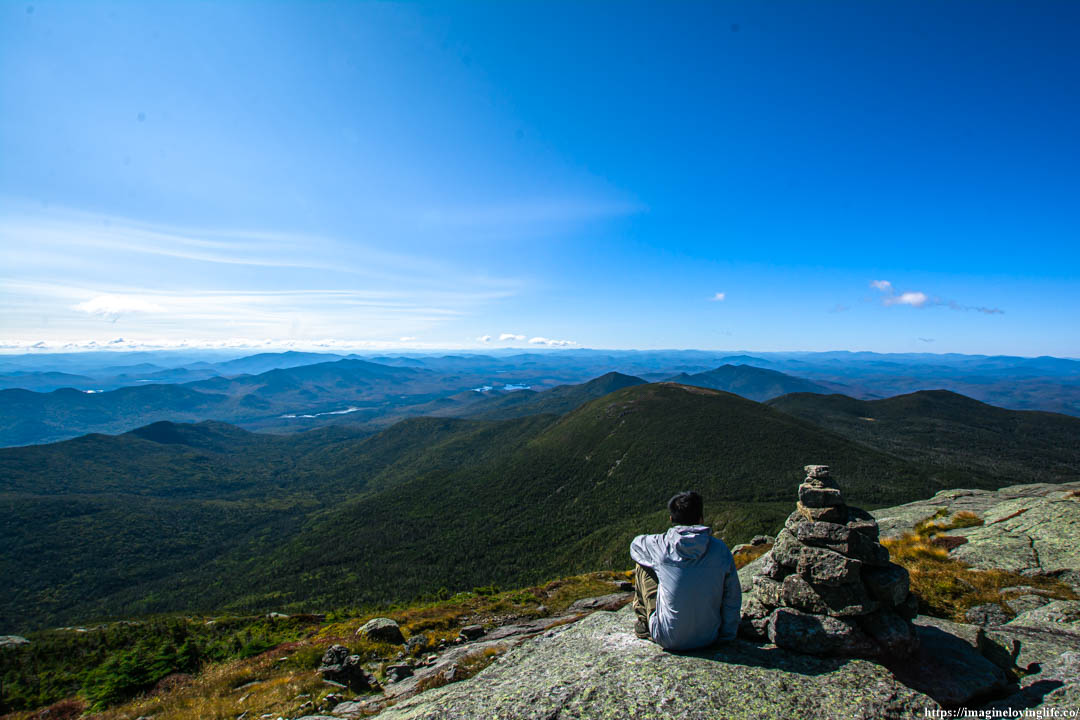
[2,1,1078,355]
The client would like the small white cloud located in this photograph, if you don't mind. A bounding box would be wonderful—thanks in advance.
[885,291,929,307]
[918,337,935,343]
[870,280,1001,314]
[528,336,577,347]
[73,294,165,318]
[399,336,417,342]
[499,333,526,341]
[477,335,492,343]
[711,292,726,302]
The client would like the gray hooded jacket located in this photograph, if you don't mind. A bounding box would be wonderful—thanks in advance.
[629,525,741,650]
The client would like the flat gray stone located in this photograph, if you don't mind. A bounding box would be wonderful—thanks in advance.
[798,484,844,508]
[370,606,937,719]
[890,622,1011,707]
[965,603,1011,627]
[567,593,631,613]
[1003,594,1050,615]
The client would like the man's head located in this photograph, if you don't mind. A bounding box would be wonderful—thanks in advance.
[668,490,704,526]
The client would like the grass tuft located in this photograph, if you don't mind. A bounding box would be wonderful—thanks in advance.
[884,510,1075,622]
[733,543,773,570]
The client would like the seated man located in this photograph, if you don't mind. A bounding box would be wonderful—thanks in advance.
[630,490,742,650]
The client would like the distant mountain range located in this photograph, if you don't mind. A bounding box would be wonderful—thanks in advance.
[2,349,1078,446]
[4,376,1078,631]
[0,362,811,447]
[1,348,1077,414]
[665,364,834,401]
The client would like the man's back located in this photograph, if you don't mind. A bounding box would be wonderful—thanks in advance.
[630,524,741,650]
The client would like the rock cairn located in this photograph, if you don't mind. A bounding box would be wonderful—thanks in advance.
[740,465,919,657]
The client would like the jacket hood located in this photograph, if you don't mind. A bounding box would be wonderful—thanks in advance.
[665,525,712,561]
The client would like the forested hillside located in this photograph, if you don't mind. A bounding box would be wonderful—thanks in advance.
[767,389,1080,484]
[2,382,1010,631]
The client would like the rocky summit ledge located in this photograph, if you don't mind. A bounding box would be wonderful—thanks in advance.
[358,605,935,720]
[293,481,1080,720]
[870,481,1080,591]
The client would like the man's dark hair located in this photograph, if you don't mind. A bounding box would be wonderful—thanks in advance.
[668,491,704,525]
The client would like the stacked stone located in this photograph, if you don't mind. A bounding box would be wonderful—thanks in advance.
[740,465,919,658]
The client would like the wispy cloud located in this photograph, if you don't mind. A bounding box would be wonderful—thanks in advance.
[0,202,523,294]
[398,336,417,342]
[940,301,1005,315]
[711,292,726,302]
[73,294,165,319]
[499,333,526,341]
[529,336,576,347]
[918,337,935,343]
[414,198,643,229]
[477,335,492,343]
[0,337,477,352]
[870,280,1003,315]
[0,201,529,347]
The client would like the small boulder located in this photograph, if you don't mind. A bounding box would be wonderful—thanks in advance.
[798,484,844,508]
[862,564,910,607]
[739,595,772,641]
[753,575,784,607]
[781,574,878,617]
[896,593,920,620]
[568,593,630,613]
[750,535,772,546]
[384,663,413,683]
[767,607,876,656]
[358,618,405,645]
[317,645,379,691]
[405,634,429,656]
[759,552,792,581]
[459,624,485,641]
[796,501,847,524]
[794,521,852,548]
[965,604,1011,627]
[769,529,804,568]
[795,546,863,586]
[858,609,919,656]
[845,507,880,541]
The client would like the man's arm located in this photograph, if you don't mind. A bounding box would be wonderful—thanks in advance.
[716,565,743,642]
[629,533,662,568]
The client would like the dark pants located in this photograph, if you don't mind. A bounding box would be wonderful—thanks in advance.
[633,563,659,638]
